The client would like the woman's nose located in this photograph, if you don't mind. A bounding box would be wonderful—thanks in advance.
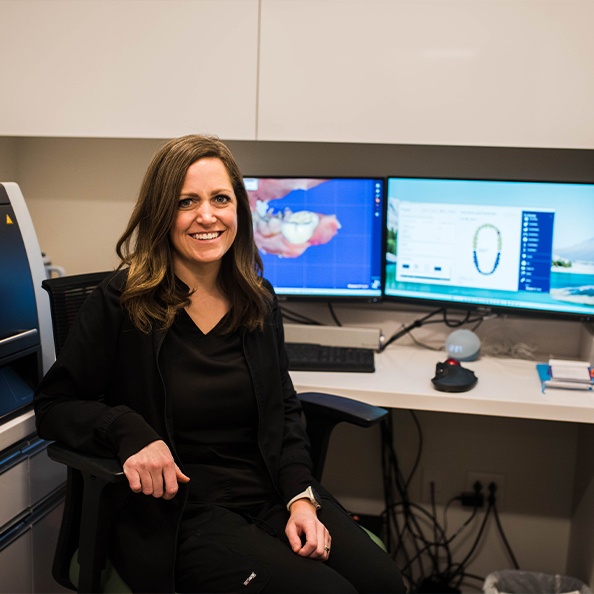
[195,202,216,224]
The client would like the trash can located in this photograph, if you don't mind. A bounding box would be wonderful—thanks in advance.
[484,570,592,594]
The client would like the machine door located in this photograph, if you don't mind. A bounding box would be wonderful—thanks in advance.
[0,202,39,361]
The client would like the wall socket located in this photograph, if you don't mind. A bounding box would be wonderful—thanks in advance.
[466,471,506,508]
[420,468,506,507]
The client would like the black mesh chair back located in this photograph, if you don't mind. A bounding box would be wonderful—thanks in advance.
[41,270,126,593]
[42,271,111,355]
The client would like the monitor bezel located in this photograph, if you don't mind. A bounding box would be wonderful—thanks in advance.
[382,174,594,322]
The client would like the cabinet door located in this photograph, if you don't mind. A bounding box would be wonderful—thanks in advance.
[0,0,259,139]
[257,0,594,148]
[0,527,31,594]
[0,458,28,529]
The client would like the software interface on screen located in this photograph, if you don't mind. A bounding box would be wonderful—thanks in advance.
[244,177,384,299]
[385,177,594,318]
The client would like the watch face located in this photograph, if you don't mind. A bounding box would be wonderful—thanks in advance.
[310,487,322,509]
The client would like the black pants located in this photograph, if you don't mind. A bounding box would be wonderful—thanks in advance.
[175,492,406,594]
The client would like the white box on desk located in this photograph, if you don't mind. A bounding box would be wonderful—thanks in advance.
[283,323,381,350]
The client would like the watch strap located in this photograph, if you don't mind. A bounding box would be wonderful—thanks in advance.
[286,485,322,511]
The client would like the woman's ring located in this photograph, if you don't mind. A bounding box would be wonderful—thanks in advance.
[324,546,331,553]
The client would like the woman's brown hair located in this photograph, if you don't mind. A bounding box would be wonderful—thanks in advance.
[116,134,271,333]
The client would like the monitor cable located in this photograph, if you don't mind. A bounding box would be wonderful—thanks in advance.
[280,305,324,326]
[379,308,488,353]
[327,302,343,327]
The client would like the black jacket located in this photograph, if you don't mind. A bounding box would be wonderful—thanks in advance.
[34,270,314,592]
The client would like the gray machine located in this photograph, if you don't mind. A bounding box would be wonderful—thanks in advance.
[0,182,67,593]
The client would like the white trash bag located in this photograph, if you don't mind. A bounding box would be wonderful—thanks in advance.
[484,570,592,594]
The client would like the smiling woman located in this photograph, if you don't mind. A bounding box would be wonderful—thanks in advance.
[34,134,406,594]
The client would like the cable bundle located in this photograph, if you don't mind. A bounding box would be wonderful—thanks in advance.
[380,414,519,593]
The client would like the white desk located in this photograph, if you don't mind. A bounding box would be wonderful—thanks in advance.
[292,345,594,588]
[291,346,594,424]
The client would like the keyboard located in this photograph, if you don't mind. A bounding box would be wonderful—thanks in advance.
[285,342,375,373]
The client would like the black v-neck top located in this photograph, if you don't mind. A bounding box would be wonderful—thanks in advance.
[159,309,274,508]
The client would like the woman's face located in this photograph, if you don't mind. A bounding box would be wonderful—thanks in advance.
[169,157,238,276]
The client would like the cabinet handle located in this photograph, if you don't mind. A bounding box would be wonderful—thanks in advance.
[0,328,38,346]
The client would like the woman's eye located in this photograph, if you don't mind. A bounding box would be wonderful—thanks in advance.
[178,197,194,209]
[214,194,232,205]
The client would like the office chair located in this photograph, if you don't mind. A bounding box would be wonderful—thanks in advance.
[41,271,389,593]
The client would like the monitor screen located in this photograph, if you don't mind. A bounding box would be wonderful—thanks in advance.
[244,176,384,301]
[384,176,594,320]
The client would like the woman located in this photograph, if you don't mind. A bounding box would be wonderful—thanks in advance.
[34,135,405,593]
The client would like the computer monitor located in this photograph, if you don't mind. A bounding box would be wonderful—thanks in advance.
[244,176,384,301]
[384,176,594,321]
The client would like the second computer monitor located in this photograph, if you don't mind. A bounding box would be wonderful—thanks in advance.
[384,176,594,320]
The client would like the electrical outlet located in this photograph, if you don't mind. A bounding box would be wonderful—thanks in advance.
[422,468,444,503]
[466,471,506,508]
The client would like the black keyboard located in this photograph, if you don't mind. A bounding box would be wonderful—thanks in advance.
[285,342,375,373]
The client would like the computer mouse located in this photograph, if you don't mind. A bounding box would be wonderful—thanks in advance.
[431,358,478,392]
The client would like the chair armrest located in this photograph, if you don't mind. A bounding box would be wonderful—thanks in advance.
[298,392,389,481]
[47,442,126,593]
[47,442,125,484]
[298,391,388,428]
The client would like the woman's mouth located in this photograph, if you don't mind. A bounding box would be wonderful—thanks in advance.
[190,231,222,240]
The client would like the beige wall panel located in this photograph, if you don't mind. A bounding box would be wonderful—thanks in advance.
[0,137,18,181]
[16,137,163,274]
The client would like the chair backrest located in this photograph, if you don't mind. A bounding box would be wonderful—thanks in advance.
[42,271,111,355]
[41,270,127,592]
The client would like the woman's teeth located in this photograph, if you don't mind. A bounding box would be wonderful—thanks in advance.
[192,232,220,240]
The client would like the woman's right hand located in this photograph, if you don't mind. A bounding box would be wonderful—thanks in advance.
[123,439,190,500]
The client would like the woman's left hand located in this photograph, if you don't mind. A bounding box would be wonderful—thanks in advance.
[285,499,332,561]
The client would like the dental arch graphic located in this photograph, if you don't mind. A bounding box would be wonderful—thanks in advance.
[473,223,502,275]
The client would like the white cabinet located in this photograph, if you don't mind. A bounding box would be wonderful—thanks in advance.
[257,0,594,149]
[0,0,259,139]
[0,437,67,593]
[2,0,594,148]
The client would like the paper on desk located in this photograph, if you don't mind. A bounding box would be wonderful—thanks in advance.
[549,359,592,383]
[536,362,594,393]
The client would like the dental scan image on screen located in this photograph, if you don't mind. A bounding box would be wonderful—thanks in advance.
[244,177,384,300]
[384,177,594,319]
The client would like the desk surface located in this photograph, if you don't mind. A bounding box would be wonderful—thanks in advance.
[291,346,594,424]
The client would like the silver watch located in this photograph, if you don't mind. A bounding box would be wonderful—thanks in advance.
[286,486,322,511]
